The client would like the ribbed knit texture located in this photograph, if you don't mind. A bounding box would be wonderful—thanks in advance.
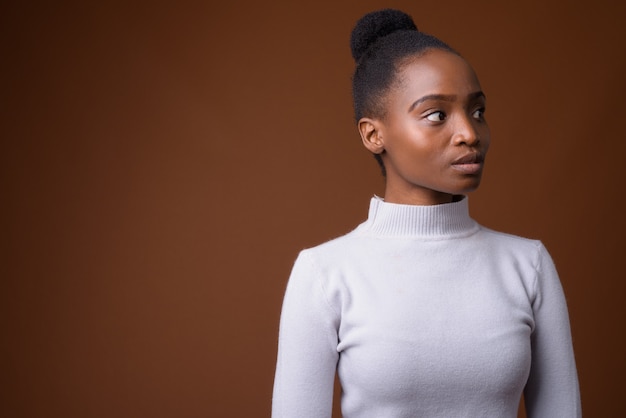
[273,197,581,418]
[361,195,478,238]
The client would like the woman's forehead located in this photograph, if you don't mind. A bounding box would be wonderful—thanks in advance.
[395,50,481,97]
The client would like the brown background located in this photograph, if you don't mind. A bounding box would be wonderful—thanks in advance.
[2,0,625,417]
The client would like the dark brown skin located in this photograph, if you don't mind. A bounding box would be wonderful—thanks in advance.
[358,49,491,205]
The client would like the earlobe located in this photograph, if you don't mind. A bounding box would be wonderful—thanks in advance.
[358,118,385,154]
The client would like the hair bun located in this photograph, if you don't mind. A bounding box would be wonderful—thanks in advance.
[350,9,418,62]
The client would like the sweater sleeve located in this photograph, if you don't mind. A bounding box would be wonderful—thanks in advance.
[524,244,581,417]
[272,250,340,418]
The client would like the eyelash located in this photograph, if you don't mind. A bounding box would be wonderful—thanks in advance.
[425,108,486,122]
[426,111,446,122]
[472,107,486,120]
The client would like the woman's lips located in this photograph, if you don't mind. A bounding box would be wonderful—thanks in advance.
[451,153,484,174]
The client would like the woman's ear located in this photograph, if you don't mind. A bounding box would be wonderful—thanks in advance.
[358,117,385,154]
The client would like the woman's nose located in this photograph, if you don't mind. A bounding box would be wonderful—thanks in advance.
[452,115,480,146]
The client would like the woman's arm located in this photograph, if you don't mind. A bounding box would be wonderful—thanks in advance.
[524,244,581,417]
[272,251,340,418]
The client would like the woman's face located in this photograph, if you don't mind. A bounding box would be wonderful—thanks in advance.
[362,49,490,205]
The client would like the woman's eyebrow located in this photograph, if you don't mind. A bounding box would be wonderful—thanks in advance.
[408,91,486,113]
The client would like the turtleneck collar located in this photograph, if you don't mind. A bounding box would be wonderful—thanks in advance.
[357,195,479,239]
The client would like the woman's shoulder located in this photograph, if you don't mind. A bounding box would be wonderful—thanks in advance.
[302,227,363,255]
[477,225,549,258]
[293,224,370,271]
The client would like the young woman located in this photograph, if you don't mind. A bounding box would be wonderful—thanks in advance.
[272,9,580,418]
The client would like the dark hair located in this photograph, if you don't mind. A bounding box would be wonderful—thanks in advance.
[350,9,457,173]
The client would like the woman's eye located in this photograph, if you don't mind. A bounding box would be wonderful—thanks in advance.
[426,111,446,122]
[472,108,485,120]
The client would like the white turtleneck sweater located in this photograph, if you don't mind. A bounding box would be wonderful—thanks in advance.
[272,197,580,418]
